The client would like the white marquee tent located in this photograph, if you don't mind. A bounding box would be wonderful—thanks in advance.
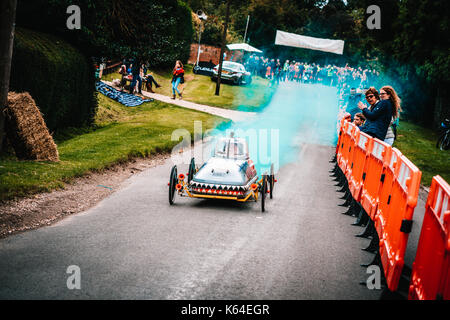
[226,43,263,53]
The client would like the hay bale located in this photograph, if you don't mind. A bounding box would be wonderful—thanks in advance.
[5,92,59,162]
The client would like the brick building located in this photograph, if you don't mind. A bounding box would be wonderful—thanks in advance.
[187,43,244,65]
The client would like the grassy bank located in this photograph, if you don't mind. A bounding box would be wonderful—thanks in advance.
[0,94,227,201]
[395,121,450,187]
[102,64,275,112]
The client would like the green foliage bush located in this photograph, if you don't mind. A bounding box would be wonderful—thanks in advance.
[9,28,97,131]
[202,19,225,46]
[16,0,194,68]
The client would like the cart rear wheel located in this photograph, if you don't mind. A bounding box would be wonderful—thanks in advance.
[269,163,275,199]
[261,175,267,212]
[188,158,195,183]
[169,165,177,205]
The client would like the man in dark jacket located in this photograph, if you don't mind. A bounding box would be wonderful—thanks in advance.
[129,57,142,95]
[358,87,392,140]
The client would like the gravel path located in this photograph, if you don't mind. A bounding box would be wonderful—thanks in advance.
[102,80,257,122]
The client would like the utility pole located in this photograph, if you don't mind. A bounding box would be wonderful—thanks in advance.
[196,10,207,67]
[215,0,231,96]
[196,25,203,66]
[243,15,250,43]
[0,0,17,152]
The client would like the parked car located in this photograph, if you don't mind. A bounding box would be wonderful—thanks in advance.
[211,61,252,85]
[193,61,216,76]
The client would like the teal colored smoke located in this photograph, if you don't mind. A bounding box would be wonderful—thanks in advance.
[212,82,340,175]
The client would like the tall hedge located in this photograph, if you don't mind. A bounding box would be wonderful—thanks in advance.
[16,0,194,68]
[9,28,97,131]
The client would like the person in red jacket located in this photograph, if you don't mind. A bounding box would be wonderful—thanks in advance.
[171,60,185,99]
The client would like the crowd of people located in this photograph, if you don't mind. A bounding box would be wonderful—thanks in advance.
[117,58,185,100]
[241,54,399,146]
[117,58,162,95]
[243,55,381,89]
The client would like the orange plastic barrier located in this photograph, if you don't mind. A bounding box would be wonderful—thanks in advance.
[348,131,373,202]
[338,122,357,176]
[342,124,357,180]
[375,147,402,237]
[335,118,346,157]
[345,123,360,181]
[408,176,450,300]
[344,125,361,181]
[336,121,349,167]
[360,139,392,220]
[379,154,422,291]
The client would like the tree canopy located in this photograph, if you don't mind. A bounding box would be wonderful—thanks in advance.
[186,0,449,126]
[16,0,194,67]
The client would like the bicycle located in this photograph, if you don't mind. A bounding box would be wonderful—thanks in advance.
[436,118,450,151]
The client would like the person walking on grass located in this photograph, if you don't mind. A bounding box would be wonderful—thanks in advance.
[171,60,185,100]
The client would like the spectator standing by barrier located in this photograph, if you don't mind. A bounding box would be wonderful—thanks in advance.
[331,67,339,86]
[294,63,300,82]
[274,59,282,85]
[357,87,393,141]
[326,66,333,85]
[312,64,318,83]
[380,85,402,145]
[259,57,267,78]
[250,56,258,76]
[265,64,272,79]
[318,66,327,84]
[288,62,295,81]
[270,59,276,78]
[282,60,289,81]
[353,112,366,128]
[384,118,396,146]
[298,63,305,83]
[171,60,184,100]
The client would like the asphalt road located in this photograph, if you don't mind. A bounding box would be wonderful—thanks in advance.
[0,142,425,300]
[0,83,426,299]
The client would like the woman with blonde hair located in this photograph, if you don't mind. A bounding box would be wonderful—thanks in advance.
[380,86,402,145]
[380,86,402,118]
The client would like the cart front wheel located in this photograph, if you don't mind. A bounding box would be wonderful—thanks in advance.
[188,158,195,183]
[169,165,178,205]
[261,175,267,212]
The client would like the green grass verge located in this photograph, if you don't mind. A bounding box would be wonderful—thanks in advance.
[394,121,450,187]
[102,64,275,112]
[0,94,227,201]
